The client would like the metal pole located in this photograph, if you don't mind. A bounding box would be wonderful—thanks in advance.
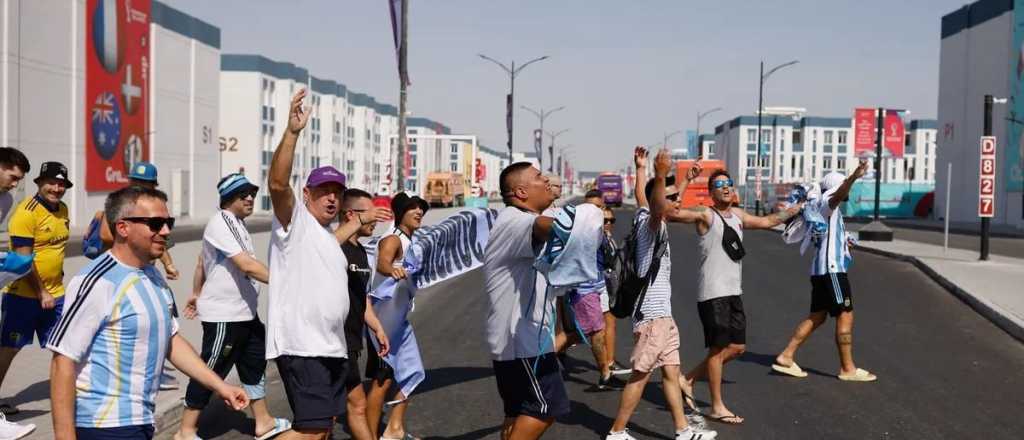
[396,0,408,191]
[981,94,993,261]
[508,60,515,163]
[696,111,702,157]
[944,161,952,252]
[874,107,884,220]
[755,61,764,215]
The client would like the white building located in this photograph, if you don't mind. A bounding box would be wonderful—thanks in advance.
[0,0,221,225]
[937,0,1024,229]
[714,114,938,186]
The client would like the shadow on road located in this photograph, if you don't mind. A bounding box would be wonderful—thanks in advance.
[423,424,503,440]
[416,366,494,395]
[740,350,835,379]
[559,400,672,440]
[8,379,51,407]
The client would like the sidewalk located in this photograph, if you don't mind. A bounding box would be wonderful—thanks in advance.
[853,238,1024,343]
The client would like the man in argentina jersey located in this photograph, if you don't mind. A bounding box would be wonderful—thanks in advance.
[772,161,878,383]
[48,186,248,440]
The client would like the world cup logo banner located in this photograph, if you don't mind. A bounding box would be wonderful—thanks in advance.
[85,0,150,191]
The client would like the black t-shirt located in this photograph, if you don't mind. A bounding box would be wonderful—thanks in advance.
[342,240,371,352]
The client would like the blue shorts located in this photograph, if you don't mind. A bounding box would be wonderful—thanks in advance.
[77,425,154,440]
[0,294,64,348]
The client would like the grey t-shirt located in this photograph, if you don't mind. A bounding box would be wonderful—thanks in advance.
[484,207,561,361]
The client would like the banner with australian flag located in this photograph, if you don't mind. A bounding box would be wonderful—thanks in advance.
[86,0,150,191]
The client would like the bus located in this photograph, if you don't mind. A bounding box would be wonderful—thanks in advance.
[595,173,625,207]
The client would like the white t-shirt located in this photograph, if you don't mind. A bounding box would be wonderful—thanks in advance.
[197,210,260,323]
[266,194,350,359]
[633,207,673,325]
[0,192,13,225]
[485,207,563,361]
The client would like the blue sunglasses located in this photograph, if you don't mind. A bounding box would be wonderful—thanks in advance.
[712,179,734,189]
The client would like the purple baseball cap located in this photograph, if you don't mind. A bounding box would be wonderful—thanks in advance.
[305,166,347,189]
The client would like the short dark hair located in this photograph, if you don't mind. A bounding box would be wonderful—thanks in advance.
[0,147,30,173]
[499,162,534,204]
[644,175,676,201]
[584,189,603,200]
[343,188,373,210]
[707,169,732,191]
[105,186,169,237]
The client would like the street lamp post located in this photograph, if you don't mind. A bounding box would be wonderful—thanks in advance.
[546,128,569,173]
[755,59,798,215]
[522,105,566,173]
[661,130,684,150]
[478,54,550,163]
[696,107,722,157]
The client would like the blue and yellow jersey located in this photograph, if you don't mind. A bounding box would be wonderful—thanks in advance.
[4,195,70,298]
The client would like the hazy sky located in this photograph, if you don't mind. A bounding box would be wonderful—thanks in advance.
[165,0,967,172]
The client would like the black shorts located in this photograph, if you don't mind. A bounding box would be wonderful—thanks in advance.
[810,273,854,317]
[493,353,571,420]
[276,355,348,430]
[697,295,747,349]
[185,319,268,409]
[345,350,363,389]
[364,334,394,383]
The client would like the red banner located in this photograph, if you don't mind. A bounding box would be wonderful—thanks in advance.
[883,111,905,158]
[85,0,150,191]
[853,108,876,157]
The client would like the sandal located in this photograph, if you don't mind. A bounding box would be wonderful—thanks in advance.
[708,413,744,425]
[837,368,877,382]
[255,417,292,440]
[771,361,808,378]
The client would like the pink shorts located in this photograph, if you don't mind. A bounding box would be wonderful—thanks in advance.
[630,317,681,373]
[571,291,605,335]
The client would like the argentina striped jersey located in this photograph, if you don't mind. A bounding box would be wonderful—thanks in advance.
[47,252,179,428]
[810,197,853,276]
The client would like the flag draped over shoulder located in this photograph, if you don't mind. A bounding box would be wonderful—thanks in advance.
[0,252,34,290]
[365,208,498,398]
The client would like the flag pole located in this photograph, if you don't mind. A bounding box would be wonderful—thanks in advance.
[395,0,409,192]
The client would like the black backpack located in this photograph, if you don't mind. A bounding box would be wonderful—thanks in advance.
[608,216,667,320]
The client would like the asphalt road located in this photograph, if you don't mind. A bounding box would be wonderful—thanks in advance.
[166,208,1024,440]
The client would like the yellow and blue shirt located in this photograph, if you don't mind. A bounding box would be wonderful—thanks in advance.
[4,195,70,298]
[46,253,179,428]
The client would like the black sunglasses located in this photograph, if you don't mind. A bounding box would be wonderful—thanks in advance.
[121,216,176,232]
[604,218,616,224]
[666,192,680,202]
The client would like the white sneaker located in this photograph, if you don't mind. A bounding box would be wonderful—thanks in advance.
[0,413,35,440]
[606,429,638,440]
[676,425,717,440]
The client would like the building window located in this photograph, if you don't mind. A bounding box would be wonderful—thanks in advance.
[792,130,802,145]
[450,163,458,172]
[837,157,846,170]
[747,143,757,152]
[824,130,833,144]
[799,157,805,177]
[746,154,755,168]
[451,143,459,153]
[837,144,847,154]
[747,128,756,142]
[823,157,832,170]
[837,131,848,144]
[261,196,270,211]
[823,144,832,153]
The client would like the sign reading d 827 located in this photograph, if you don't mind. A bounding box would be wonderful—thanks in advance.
[978,136,997,217]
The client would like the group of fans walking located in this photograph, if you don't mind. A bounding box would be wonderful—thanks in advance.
[0,88,876,440]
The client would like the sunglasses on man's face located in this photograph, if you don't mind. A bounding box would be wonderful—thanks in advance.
[240,190,258,199]
[665,192,680,202]
[712,179,734,189]
[604,218,616,225]
[121,216,176,233]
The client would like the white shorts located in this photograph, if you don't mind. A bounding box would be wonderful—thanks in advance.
[599,288,610,313]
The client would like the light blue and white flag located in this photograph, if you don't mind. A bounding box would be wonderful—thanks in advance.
[365,208,498,399]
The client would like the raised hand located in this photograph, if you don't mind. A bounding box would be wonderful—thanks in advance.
[653,149,672,178]
[853,159,869,179]
[359,206,394,225]
[287,89,311,135]
[686,156,704,181]
[634,146,648,169]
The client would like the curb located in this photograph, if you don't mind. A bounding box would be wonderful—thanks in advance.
[853,244,1024,344]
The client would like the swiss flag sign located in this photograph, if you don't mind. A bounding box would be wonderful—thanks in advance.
[978,136,997,218]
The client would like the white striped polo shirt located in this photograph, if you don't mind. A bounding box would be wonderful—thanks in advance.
[633,207,673,326]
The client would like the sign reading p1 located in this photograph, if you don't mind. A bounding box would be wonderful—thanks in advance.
[978,136,997,217]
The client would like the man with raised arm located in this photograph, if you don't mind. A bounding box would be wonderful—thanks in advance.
[265,89,389,440]
[665,165,802,425]
[606,148,716,440]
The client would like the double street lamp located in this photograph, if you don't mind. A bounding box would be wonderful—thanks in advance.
[478,54,550,163]
[755,59,799,215]
[522,105,566,173]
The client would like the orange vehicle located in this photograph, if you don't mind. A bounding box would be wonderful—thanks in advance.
[674,159,738,207]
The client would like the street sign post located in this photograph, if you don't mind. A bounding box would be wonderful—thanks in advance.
[978,136,996,218]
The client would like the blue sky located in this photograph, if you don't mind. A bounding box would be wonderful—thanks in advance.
[165,0,967,172]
